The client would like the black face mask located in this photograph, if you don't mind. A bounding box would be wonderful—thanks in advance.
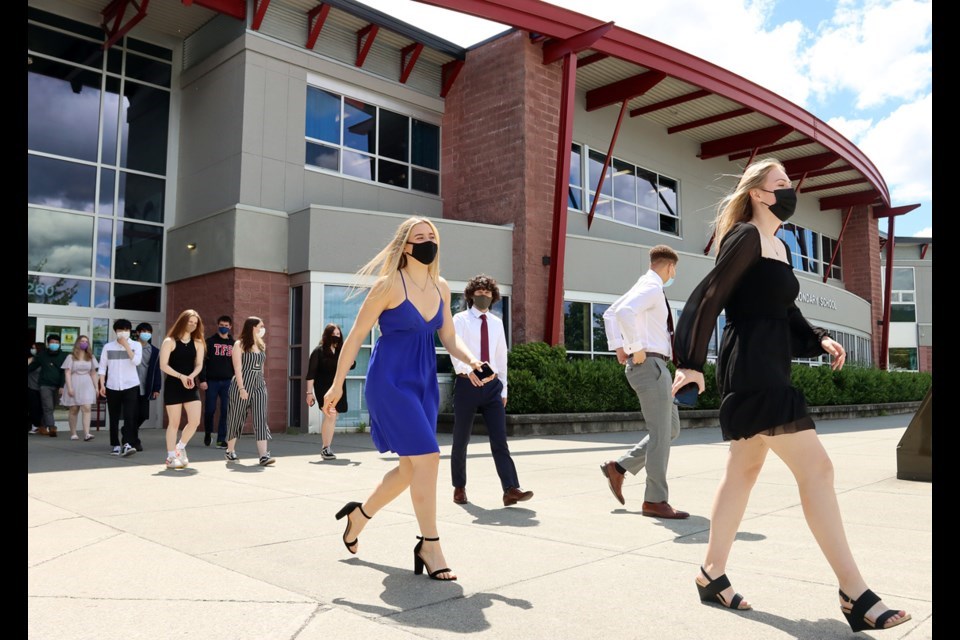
[760,188,797,221]
[407,240,438,265]
[472,295,493,311]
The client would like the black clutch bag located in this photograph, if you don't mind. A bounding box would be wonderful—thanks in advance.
[673,382,699,408]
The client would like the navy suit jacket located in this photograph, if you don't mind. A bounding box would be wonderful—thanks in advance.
[141,341,162,396]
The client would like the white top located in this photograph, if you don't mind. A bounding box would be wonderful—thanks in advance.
[602,269,673,356]
[97,340,143,391]
[449,306,509,398]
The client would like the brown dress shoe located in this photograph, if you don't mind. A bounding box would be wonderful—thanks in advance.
[641,501,690,519]
[453,486,468,504]
[600,461,625,505]
[502,487,533,506]
[48,426,58,437]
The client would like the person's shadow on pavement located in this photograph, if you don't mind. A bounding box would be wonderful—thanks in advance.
[332,557,533,633]
[459,502,539,527]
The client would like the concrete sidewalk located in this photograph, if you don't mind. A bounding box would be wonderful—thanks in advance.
[27,415,932,639]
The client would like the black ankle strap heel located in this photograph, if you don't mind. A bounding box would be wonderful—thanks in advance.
[334,502,370,554]
[413,536,456,580]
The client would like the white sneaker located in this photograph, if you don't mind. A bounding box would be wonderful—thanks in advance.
[28,426,40,435]
[176,444,189,466]
[120,443,137,457]
[320,447,336,460]
[111,446,121,456]
[165,455,185,470]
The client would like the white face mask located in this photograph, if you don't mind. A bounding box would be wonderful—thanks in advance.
[116,331,130,340]
[257,327,266,338]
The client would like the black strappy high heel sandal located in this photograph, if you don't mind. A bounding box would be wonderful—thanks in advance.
[839,589,911,631]
[413,536,457,581]
[696,566,751,610]
[334,501,370,554]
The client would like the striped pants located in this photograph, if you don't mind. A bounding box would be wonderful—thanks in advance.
[225,379,270,441]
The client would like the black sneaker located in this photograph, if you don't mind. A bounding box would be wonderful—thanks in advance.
[259,454,275,466]
[216,441,228,449]
[320,447,337,460]
[203,432,212,446]
[224,451,239,462]
[134,444,143,452]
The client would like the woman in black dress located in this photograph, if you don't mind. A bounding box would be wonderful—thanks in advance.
[306,323,355,460]
[159,309,206,470]
[672,159,910,631]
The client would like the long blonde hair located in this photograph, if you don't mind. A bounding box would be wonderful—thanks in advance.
[712,158,785,252]
[349,216,441,299]
[71,335,93,361]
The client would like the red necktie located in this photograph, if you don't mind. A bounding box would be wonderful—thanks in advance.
[480,313,490,362]
[664,293,678,365]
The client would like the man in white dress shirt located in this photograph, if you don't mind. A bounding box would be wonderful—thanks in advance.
[600,245,689,519]
[449,274,533,507]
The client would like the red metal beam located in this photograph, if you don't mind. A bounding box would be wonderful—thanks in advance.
[400,43,425,83]
[577,52,608,67]
[873,204,920,218]
[251,0,271,30]
[630,89,709,117]
[182,0,245,20]
[306,4,330,49]
[411,0,891,207]
[356,24,379,68]
[782,152,839,175]
[818,190,882,211]
[102,0,150,50]
[585,70,667,112]
[440,59,464,97]
[727,138,812,161]
[543,21,614,64]
[699,124,792,160]
[822,207,854,283]
[667,107,752,135]
[879,216,895,370]
[800,178,868,194]
[920,243,929,259]
[587,100,629,229]
[804,164,853,179]
[545,52,578,346]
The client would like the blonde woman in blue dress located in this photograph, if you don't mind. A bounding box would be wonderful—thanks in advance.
[324,216,484,581]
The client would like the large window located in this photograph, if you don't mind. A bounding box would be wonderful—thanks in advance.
[888,347,918,371]
[888,267,916,322]
[777,223,842,281]
[568,143,680,235]
[27,7,170,311]
[305,86,440,195]
[563,301,614,359]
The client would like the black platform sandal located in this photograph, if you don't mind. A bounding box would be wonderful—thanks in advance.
[413,536,457,581]
[334,501,370,554]
[696,566,751,610]
[839,589,911,631]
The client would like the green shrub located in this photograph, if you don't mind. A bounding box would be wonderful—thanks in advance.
[502,342,931,414]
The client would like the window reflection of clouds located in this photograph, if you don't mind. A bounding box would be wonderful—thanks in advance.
[28,208,93,275]
[27,64,101,162]
[96,218,112,278]
[28,155,96,212]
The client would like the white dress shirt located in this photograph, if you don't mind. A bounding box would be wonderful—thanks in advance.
[602,269,673,357]
[97,340,143,390]
[449,306,509,398]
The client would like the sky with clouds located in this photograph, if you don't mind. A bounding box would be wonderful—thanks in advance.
[357,0,932,237]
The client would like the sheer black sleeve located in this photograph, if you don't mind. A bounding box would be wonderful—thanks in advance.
[306,347,321,380]
[674,223,762,372]
[787,303,830,358]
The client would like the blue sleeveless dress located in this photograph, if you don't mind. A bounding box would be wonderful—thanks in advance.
[365,274,443,455]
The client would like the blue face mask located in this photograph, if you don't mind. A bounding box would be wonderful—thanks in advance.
[662,278,674,288]
[218,327,230,335]
[139,332,152,342]
[48,343,61,352]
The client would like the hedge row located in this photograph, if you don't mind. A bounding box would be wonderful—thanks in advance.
[503,342,931,415]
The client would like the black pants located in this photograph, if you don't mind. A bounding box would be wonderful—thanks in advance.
[107,385,140,447]
[450,377,519,491]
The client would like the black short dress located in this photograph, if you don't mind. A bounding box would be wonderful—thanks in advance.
[163,339,201,405]
[307,345,356,414]
[673,222,829,441]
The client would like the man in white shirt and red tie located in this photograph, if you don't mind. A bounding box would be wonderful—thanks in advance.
[449,274,533,507]
[600,245,689,519]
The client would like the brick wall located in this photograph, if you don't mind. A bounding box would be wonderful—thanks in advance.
[441,31,562,344]
[919,345,932,373]
[840,205,883,366]
[166,268,290,434]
